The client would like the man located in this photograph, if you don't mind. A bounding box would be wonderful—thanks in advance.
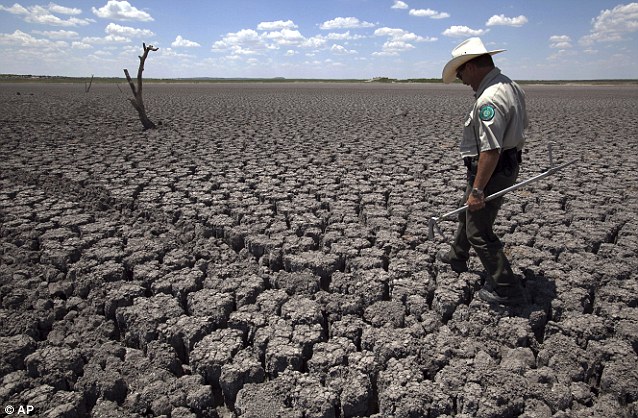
[439,37,529,305]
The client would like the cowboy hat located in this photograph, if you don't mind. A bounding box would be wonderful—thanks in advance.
[442,37,506,84]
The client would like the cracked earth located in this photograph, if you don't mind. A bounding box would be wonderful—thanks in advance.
[1,82,637,417]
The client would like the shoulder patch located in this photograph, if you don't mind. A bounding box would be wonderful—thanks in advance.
[479,104,495,121]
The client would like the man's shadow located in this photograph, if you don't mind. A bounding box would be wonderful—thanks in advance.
[466,265,557,342]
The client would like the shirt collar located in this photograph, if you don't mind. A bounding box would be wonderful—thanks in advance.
[474,67,501,98]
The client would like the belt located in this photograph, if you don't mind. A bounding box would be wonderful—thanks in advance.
[463,148,522,170]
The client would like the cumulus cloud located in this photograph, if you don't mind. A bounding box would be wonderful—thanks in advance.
[257,20,298,31]
[81,35,126,44]
[0,29,68,47]
[48,3,81,15]
[373,27,436,56]
[374,27,434,42]
[372,40,415,56]
[212,23,331,57]
[319,17,375,30]
[580,2,638,45]
[213,29,263,52]
[172,35,200,48]
[485,14,528,27]
[330,44,357,55]
[0,3,29,15]
[71,41,91,49]
[325,31,365,40]
[548,48,578,61]
[0,2,93,26]
[78,22,153,45]
[549,35,572,49]
[409,9,450,19]
[442,25,487,38]
[105,22,154,39]
[300,35,327,49]
[263,28,306,46]
[92,0,153,22]
[392,1,408,10]
[32,29,79,39]
[273,30,329,49]
[212,28,277,57]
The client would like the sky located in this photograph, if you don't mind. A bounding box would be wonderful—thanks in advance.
[1,1,638,80]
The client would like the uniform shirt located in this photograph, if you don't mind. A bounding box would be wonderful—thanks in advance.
[460,67,529,158]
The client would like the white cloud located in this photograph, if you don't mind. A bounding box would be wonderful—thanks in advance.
[264,28,306,46]
[212,26,330,57]
[320,17,375,30]
[156,47,195,59]
[392,1,408,10]
[0,3,93,26]
[33,29,79,39]
[82,35,128,44]
[285,49,297,56]
[257,20,298,31]
[375,27,436,43]
[92,50,112,57]
[0,29,68,47]
[48,3,81,15]
[330,44,357,55]
[442,26,487,37]
[0,4,29,15]
[580,2,638,45]
[76,22,153,45]
[375,27,422,42]
[372,40,415,56]
[105,23,154,39]
[373,27,436,56]
[92,1,153,22]
[72,41,92,49]
[228,29,263,45]
[300,35,327,49]
[212,29,273,55]
[549,35,572,49]
[172,35,200,48]
[409,8,450,19]
[326,31,365,40]
[548,48,577,61]
[486,14,528,27]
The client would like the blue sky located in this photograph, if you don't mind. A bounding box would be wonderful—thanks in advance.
[1,1,637,80]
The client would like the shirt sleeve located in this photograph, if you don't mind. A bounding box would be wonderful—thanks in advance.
[475,100,507,152]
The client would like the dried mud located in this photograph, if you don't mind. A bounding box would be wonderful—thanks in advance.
[1,82,637,418]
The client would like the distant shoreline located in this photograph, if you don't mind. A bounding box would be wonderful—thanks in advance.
[1,74,637,86]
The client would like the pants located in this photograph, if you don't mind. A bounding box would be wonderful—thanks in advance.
[449,163,521,294]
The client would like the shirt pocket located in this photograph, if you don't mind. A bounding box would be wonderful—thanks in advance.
[461,111,479,155]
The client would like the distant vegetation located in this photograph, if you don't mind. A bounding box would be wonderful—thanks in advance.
[0,74,369,84]
[1,73,636,85]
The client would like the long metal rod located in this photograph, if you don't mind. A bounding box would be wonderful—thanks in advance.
[428,157,579,239]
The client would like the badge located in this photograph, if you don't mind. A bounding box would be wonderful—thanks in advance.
[479,104,495,121]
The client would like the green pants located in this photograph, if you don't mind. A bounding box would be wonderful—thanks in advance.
[450,164,521,293]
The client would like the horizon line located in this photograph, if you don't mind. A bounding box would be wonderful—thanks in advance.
[2,74,637,85]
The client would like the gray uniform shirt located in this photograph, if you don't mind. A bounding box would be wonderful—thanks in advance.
[460,67,529,158]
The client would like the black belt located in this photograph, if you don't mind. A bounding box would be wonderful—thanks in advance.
[463,148,522,171]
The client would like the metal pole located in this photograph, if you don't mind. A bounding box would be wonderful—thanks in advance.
[428,157,579,240]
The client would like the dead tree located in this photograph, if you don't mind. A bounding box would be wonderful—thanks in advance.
[84,74,94,93]
[124,43,158,130]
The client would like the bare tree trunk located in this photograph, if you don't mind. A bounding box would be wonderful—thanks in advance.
[124,43,158,130]
[85,74,94,93]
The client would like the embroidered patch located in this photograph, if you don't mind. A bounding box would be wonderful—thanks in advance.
[479,104,495,121]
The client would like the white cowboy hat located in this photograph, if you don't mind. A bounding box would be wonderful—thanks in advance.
[442,37,506,84]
